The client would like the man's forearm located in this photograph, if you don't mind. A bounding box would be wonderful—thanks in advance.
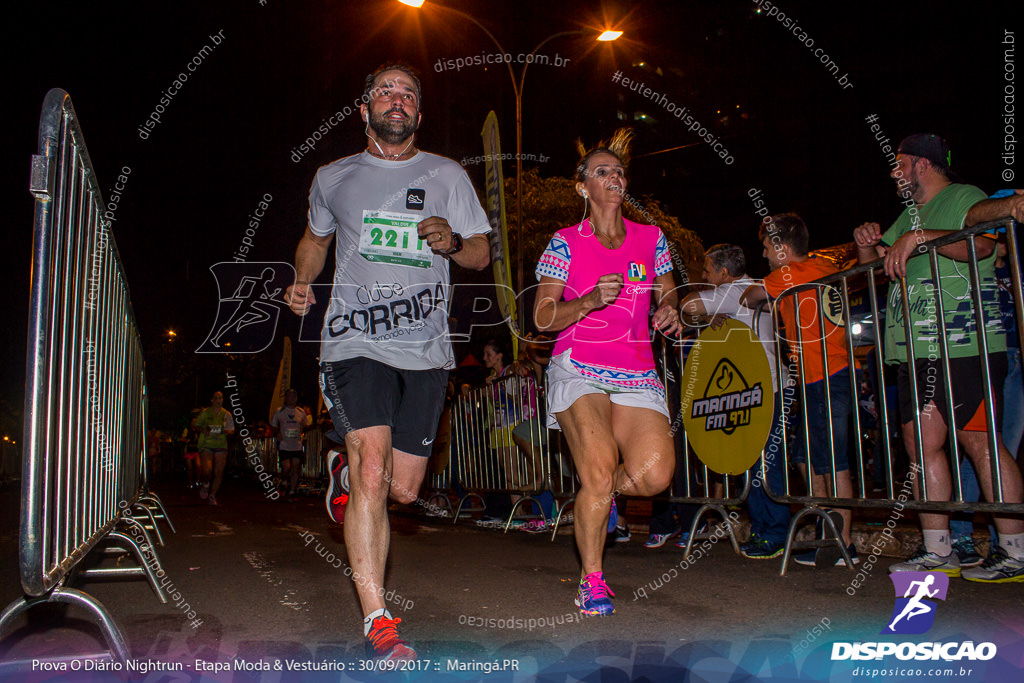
[966,194,1024,227]
[449,234,490,271]
[857,244,882,264]
[295,229,330,284]
[910,229,995,262]
[680,292,707,326]
[936,236,995,261]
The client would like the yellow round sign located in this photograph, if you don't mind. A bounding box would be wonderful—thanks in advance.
[681,318,774,475]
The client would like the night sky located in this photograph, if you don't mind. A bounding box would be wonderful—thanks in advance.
[1,0,1017,430]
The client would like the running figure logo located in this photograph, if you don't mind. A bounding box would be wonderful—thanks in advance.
[882,571,949,635]
[198,262,294,353]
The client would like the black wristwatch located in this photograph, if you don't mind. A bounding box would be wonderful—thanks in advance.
[445,232,464,256]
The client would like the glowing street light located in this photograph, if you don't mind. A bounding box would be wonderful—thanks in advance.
[598,30,623,42]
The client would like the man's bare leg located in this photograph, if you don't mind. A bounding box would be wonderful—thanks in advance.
[903,405,953,535]
[288,457,301,494]
[344,426,393,618]
[958,430,1024,535]
[803,471,853,547]
[890,403,965,574]
[343,426,427,617]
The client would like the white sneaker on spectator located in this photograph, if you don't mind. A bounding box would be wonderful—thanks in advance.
[888,546,961,577]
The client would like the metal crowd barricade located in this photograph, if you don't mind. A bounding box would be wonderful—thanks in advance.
[250,430,328,493]
[449,373,563,531]
[624,336,752,556]
[0,89,173,666]
[667,456,750,557]
[424,399,456,518]
[443,349,751,550]
[301,428,327,481]
[255,435,278,475]
[762,219,1023,574]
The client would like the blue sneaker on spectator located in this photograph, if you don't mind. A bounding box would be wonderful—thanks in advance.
[952,536,984,568]
[644,528,681,549]
[792,548,818,566]
[608,523,631,543]
[793,511,845,567]
[741,535,784,560]
[674,523,710,548]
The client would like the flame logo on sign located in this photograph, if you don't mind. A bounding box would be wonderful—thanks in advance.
[715,364,734,391]
[691,359,763,436]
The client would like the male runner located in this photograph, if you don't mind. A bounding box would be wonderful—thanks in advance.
[270,388,308,498]
[284,63,490,660]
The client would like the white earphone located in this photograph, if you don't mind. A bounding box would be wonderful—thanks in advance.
[577,192,592,236]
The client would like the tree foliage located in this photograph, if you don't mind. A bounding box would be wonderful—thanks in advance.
[502,168,705,285]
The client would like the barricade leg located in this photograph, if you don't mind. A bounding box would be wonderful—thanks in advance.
[454,493,486,524]
[550,497,576,541]
[424,491,454,518]
[77,529,168,604]
[677,504,741,557]
[0,585,131,665]
[130,503,164,546]
[138,492,176,534]
[506,495,545,533]
[779,506,853,576]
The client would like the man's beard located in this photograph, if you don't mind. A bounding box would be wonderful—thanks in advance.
[369,107,418,145]
[895,164,922,201]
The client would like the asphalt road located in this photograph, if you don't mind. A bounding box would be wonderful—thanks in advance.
[1,474,1022,682]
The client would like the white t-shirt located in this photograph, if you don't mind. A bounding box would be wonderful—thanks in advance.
[308,151,491,370]
[695,275,787,393]
[271,406,307,452]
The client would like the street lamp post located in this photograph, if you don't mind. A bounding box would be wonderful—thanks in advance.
[511,30,586,332]
[399,0,620,332]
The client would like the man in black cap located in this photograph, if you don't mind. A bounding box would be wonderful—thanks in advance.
[852,134,1024,583]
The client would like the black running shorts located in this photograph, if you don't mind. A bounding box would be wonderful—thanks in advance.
[897,354,1006,432]
[277,448,305,464]
[319,357,448,457]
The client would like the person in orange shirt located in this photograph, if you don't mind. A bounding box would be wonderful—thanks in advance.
[744,212,856,567]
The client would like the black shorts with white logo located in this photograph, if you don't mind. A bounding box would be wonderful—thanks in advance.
[319,357,449,458]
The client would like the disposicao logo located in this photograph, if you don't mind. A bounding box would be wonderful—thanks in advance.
[883,571,947,635]
[831,571,996,662]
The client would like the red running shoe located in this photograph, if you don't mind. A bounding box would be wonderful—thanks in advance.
[366,615,417,661]
[325,448,349,524]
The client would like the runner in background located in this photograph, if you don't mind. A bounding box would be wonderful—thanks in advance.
[191,391,234,507]
[271,389,308,499]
